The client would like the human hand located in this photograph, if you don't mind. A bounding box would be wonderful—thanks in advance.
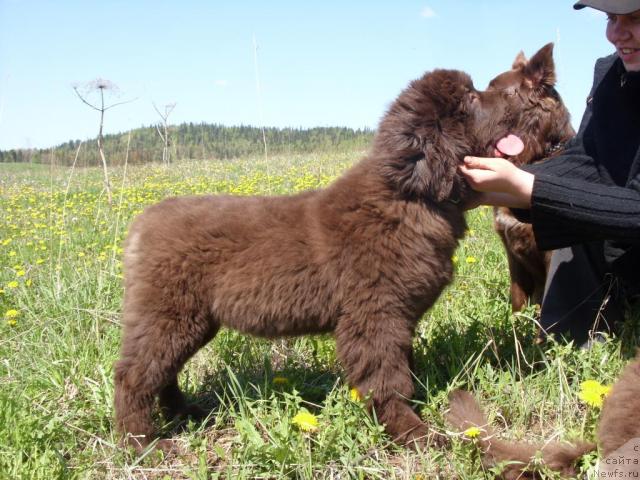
[459,156,534,209]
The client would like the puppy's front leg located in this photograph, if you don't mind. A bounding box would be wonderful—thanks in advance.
[334,309,436,448]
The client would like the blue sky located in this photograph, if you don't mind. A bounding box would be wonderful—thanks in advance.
[0,1,613,151]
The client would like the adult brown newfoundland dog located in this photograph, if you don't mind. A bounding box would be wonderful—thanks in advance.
[488,50,576,312]
[115,43,571,452]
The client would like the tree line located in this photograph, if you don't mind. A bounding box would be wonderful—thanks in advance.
[0,123,375,167]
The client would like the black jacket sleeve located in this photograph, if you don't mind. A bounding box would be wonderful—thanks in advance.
[529,172,640,250]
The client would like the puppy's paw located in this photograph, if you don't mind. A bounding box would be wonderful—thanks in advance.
[154,438,182,457]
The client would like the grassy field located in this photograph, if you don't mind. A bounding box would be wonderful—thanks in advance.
[1,149,638,479]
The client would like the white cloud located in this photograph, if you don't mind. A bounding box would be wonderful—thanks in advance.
[420,6,436,19]
[214,80,229,88]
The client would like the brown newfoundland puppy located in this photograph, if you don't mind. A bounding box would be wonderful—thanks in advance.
[597,353,640,459]
[115,43,569,452]
[447,353,640,479]
[447,389,595,479]
[487,49,576,311]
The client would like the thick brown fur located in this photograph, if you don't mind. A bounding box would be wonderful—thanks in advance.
[487,44,576,311]
[598,353,640,457]
[447,390,596,479]
[448,353,640,478]
[114,56,572,452]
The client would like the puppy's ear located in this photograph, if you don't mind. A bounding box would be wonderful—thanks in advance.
[397,140,457,202]
[423,142,458,201]
[512,51,528,70]
[523,43,556,88]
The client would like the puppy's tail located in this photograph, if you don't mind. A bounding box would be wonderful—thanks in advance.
[446,389,595,478]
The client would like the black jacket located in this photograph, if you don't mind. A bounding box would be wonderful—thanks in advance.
[519,54,640,282]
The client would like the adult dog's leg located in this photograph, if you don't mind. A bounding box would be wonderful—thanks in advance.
[505,249,535,312]
[114,313,218,453]
[530,250,551,307]
[335,312,431,448]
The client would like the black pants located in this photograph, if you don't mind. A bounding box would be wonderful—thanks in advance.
[540,242,626,346]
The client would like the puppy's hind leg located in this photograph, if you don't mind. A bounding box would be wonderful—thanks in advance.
[159,324,219,422]
[335,311,435,449]
[114,312,218,453]
[159,379,206,422]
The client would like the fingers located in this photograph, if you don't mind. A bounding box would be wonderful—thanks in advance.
[460,156,516,185]
[459,156,533,209]
[463,156,487,169]
[463,156,508,170]
[459,164,494,189]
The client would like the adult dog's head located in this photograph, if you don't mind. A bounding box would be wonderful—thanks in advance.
[487,43,575,166]
[375,43,572,203]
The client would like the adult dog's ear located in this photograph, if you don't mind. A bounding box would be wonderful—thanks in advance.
[523,43,556,89]
[512,50,528,70]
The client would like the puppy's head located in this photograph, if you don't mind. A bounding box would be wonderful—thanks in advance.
[376,69,510,203]
[376,46,573,203]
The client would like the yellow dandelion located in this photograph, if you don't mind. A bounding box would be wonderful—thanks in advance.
[465,256,477,264]
[272,376,289,386]
[5,309,19,319]
[292,410,319,432]
[7,281,19,289]
[16,270,25,277]
[36,258,45,265]
[579,380,611,408]
[349,388,362,402]
[463,426,482,439]
[6,318,17,327]
[452,255,459,264]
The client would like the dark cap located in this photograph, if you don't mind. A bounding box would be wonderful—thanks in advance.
[574,0,640,14]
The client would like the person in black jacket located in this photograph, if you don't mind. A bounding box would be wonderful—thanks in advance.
[460,0,640,345]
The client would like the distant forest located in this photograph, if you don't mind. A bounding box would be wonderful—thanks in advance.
[0,123,375,167]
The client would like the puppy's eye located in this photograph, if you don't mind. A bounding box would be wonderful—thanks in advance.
[467,91,480,103]
[503,87,518,97]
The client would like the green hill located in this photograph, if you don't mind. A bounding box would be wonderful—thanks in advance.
[0,123,375,167]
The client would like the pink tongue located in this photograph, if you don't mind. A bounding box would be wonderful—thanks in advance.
[495,134,524,157]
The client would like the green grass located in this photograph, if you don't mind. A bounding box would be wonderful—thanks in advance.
[1,150,638,479]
